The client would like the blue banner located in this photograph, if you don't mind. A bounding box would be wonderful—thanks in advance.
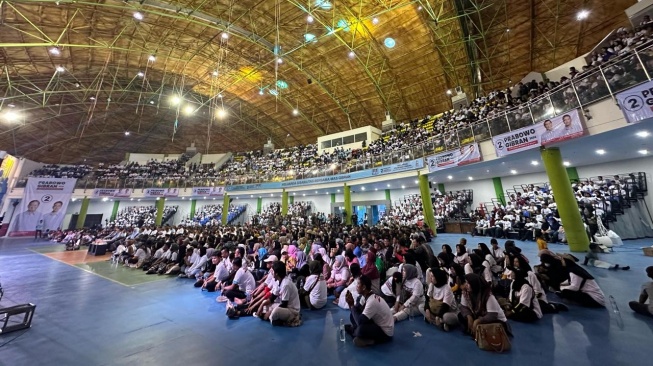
[226,158,425,192]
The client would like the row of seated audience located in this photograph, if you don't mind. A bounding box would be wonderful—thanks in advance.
[109,205,178,228]
[69,216,653,349]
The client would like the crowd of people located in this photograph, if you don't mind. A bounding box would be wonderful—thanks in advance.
[50,212,653,349]
[25,164,93,179]
[110,205,178,228]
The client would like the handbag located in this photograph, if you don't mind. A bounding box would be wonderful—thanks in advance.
[428,298,444,315]
[475,323,511,353]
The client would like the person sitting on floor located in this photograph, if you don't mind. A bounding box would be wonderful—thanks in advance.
[247,256,279,320]
[200,250,230,292]
[506,264,543,323]
[327,255,350,298]
[511,254,567,314]
[424,267,458,331]
[629,266,653,318]
[458,273,510,337]
[269,261,302,327]
[339,263,362,309]
[301,261,327,310]
[558,259,606,308]
[392,264,425,322]
[344,275,394,347]
[220,258,256,304]
[454,243,470,266]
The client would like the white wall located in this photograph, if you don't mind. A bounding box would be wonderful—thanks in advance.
[446,179,497,209]
[544,53,589,82]
[201,153,228,164]
[17,158,44,179]
[128,153,165,163]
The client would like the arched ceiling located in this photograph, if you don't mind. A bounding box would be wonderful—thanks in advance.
[0,0,636,163]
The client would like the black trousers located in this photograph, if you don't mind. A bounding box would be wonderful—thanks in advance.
[560,290,604,308]
[223,289,246,302]
[629,301,653,317]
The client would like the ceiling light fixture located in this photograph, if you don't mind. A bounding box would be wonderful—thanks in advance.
[596,149,606,155]
[372,17,379,25]
[531,160,539,166]
[277,58,283,64]
[124,131,130,136]
[183,105,195,115]
[447,175,453,180]
[637,131,650,138]
[307,15,314,23]
[2,111,20,123]
[148,55,156,62]
[292,108,299,116]
[639,149,649,155]
[468,177,473,181]
[133,12,144,20]
[170,95,182,105]
[563,161,571,167]
[216,108,227,119]
[137,71,144,77]
[212,70,218,76]
[221,32,229,39]
[576,10,589,21]
[49,47,61,56]
[348,51,355,59]
[510,170,517,174]
[55,66,65,73]
[361,187,366,191]
[446,89,452,95]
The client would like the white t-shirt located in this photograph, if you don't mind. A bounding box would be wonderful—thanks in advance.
[464,263,493,284]
[213,260,230,282]
[462,294,508,322]
[402,278,425,308]
[362,294,395,337]
[511,282,543,319]
[275,277,301,311]
[427,283,455,307]
[303,274,327,309]
[561,273,606,307]
[233,268,256,295]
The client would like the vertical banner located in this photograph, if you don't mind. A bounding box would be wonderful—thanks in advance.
[616,80,653,123]
[8,178,77,236]
[426,143,481,172]
[492,109,583,157]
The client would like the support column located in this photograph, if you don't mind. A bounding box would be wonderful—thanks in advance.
[289,195,294,205]
[222,194,230,226]
[257,197,262,213]
[492,177,506,206]
[566,166,580,182]
[541,147,589,252]
[418,173,437,236]
[190,199,196,218]
[344,183,352,226]
[330,193,336,203]
[385,189,391,201]
[155,197,165,226]
[281,190,289,216]
[437,183,445,194]
[76,197,90,229]
[110,200,120,222]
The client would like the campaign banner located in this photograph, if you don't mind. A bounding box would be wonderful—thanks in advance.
[192,186,226,196]
[426,143,481,172]
[7,178,76,236]
[371,158,425,176]
[492,109,583,157]
[92,188,132,198]
[144,188,179,197]
[616,80,653,123]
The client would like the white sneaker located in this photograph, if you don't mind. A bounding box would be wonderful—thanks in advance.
[216,296,228,303]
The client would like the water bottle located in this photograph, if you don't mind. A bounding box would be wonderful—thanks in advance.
[339,318,346,342]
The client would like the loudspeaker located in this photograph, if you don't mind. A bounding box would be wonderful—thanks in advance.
[307,79,312,84]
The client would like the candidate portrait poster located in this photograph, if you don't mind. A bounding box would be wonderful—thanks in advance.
[8,178,77,236]
[616,80,653,123]
[92,188,132,198]
[426,143,481,172]
[492,109,584,157]
[144,188,178,197]
[192,186,226,196]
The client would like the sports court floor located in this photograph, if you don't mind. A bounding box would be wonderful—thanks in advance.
[0,234,651,366]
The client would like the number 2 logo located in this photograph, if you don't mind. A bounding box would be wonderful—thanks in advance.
[41,194,53,203]
[623,95,644,112]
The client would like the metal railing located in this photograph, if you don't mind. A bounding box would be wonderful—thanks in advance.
[14,41,653,191]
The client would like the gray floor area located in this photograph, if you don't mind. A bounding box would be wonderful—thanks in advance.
[0,234,652,366]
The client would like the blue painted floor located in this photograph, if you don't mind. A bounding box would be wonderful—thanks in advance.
[1,234,652,366]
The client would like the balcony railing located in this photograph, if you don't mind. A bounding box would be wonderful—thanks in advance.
[13,41,653,191]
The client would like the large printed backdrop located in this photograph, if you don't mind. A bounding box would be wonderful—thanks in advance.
[8,178,77,236]
[492,109,584,157]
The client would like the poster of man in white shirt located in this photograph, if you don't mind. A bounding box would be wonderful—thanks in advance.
[12,200,43,232]
[7,177,77,237]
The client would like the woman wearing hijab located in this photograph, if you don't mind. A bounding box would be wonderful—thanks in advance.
[314,251,331,280]
[559,260,606,308]
[440,245,455,267]
[361,251,380,294]
[425,267,458,331]
[465,252,493,285]
[327,255,351,298]
[512,255,567,313]
[454,243,470,266]
[301,261,327,310]
[458,273,509,336]
[507,264,542,323]
[478,243,502,275]
[392,264,426,322]
[295,250,308,272]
